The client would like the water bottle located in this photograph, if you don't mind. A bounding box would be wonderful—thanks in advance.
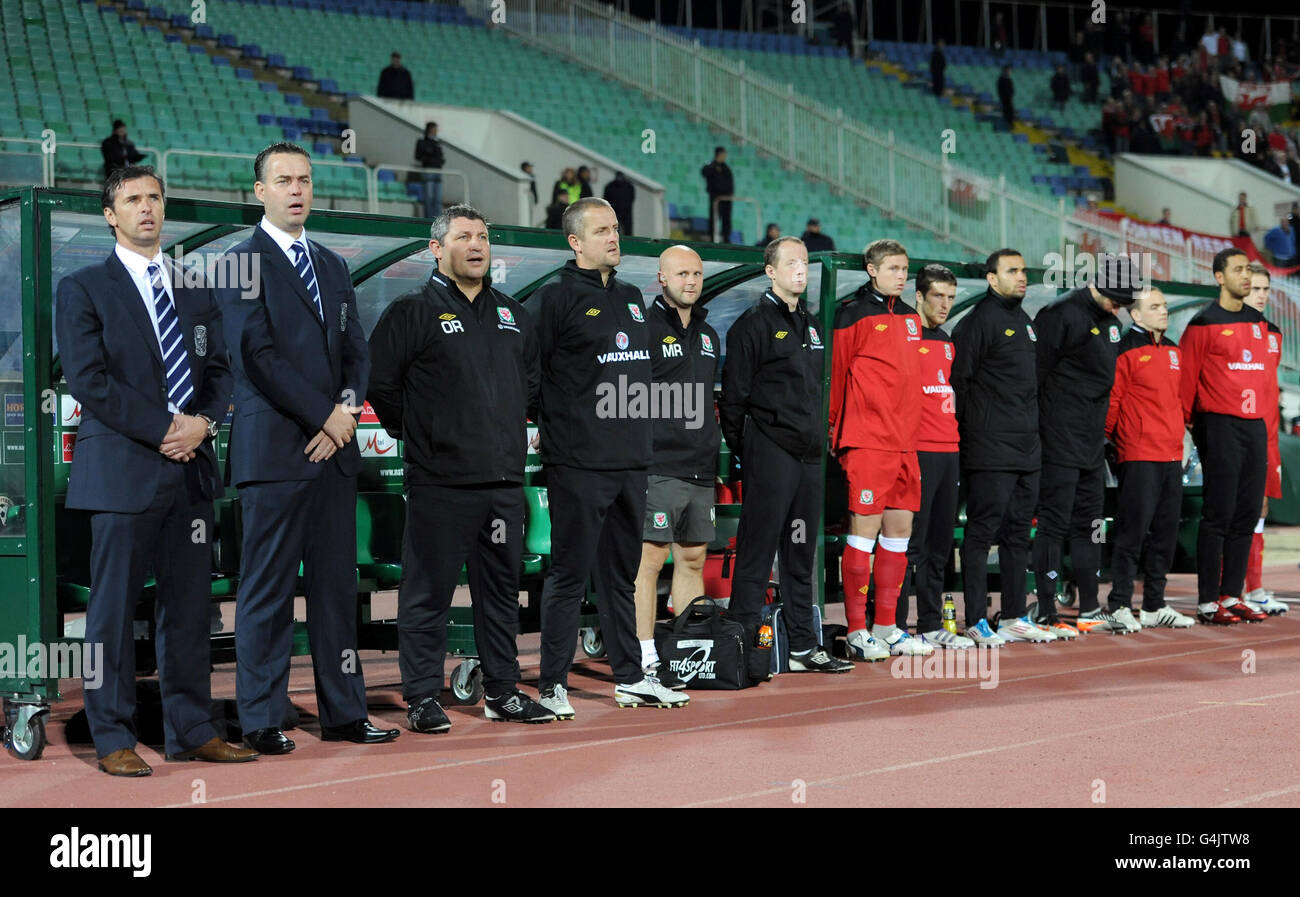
[942,595,957,634]
[757,624,774,648]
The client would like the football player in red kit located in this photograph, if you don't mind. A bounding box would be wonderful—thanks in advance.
[1241,264,1288,614]
[831,240,932,659]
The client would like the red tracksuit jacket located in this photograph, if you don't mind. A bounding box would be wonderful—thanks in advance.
[915,325,959,453]
[1106,325,1183,463]
[1178,301,1270,426]
[1266,322,1283,498]
[830,284,922,452]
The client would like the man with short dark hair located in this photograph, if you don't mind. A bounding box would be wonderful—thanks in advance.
[700,146,734,243]
[57,165,257,774]
[1030,256,1137,637]
[1104,287,1196,629]
[367,204,555,731]
[100,119,144,176]
[217,143,400,753]
[377,51,414,100]
[720,236,853,674]
[951,248,1040,645]
[896,264,972,648]
[531,197,690,717]
[414,121,444,220]
[801,218,835,253]
[1180,248,1272,624]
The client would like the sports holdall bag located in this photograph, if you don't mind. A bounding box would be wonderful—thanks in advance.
[654,597,768,689]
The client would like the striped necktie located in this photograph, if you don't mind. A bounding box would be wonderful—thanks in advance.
[148,263,194,410]
[290,242,325,321]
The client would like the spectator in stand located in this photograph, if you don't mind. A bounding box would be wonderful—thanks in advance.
[1158,207,1174,226]
[100,120,145,176]
[576,165,595,199]
[700,146,734,243]
[543,187,569,230]
[1153,57,1172,103]
[1217,27,1231,59]
[522,161,538,207]
[413,121,444,219]
[377,51,414,100]
[1050,64,1071,112]
[1194,112,1215,156]
[1081,52,1100,103]
[1068,30,1088,77]
[602,171,636,236]
[1264,218,1296,266]
[756,222,780,247]
[992,12,1008,56]
[1110,59,1130,100]
[1136,14,1156,66]
[1266,148,1300,186]
[801,218,835,252]
[1289,201,1300,232]
[1229,192,1259,238]
[1201,25,1219,61]
[1232,32,1249,68]
[997,65,1015,128]
[553,167,580,205]
[931,39,947,97]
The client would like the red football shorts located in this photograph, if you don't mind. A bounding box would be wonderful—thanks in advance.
[840,448,921,515]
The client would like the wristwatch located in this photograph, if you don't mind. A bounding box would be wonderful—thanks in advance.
[195,414,219,439]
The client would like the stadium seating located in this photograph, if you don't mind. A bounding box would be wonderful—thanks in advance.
[98,0,978,257]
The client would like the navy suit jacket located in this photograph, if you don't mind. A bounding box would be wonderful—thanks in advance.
[56,252,233,513]
[216,226,369,487]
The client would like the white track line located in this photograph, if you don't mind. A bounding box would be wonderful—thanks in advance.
[683,685,1300,807]
[160,632,1300,807]
[1217,783,1300,807]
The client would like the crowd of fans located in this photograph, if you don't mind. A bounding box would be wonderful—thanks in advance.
[1060,18,1300,186]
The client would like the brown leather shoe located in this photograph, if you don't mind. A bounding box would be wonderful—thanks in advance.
[98,748,153,777]
[166,737,260,763]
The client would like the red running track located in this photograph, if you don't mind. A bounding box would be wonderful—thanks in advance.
[4,568,1298,808]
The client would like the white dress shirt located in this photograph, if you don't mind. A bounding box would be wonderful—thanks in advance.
[114,242,184,414]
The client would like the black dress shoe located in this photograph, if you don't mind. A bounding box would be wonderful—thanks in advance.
[321,719,400,744]
[244,727,296,755]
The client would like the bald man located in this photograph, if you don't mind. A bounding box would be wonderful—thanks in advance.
[633,246,721,683]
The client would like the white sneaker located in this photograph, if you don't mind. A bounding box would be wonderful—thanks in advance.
[1244,589,1288,615]
[1139,606,1196,629]
[1111,606,1142,633]
[846,628,890,662]
[880,628,935,655]
[998,615,1058,642]
[615,677,690,709]
[538,684,575,720]
[964,619,1006,647]
[921,628,976,649]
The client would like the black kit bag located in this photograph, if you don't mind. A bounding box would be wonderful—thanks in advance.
[654,597,768,689]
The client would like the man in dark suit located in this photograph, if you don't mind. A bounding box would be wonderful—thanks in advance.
[56,165,259,775]
[216,143,398,754]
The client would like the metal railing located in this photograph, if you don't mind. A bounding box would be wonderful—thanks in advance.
[370,163,471,212]
[460,0,1073,263]
[711,195,763,244]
